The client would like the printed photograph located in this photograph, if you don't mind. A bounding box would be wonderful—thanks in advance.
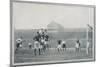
[11,1,95,66]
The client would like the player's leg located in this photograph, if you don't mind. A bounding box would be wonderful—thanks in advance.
[58,48,59,52]
[86,47,89,54]
[77,47,80,52]
[39,48,41,55]
[57,45,59,52]
[34,48,37,56]
[15,43,19,53]
[15,48,18,53]
[65,45,66,51]
[75,47,78,53]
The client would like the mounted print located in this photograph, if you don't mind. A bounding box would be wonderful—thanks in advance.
[10,0,95,67]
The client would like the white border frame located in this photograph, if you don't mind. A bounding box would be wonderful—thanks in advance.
[10,0,96,67]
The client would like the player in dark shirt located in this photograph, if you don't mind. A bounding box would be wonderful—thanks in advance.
[57,40,62,45]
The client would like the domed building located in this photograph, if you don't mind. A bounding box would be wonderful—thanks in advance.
[47,21,64,32]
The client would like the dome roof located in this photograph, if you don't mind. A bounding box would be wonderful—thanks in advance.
[47,21,64,31]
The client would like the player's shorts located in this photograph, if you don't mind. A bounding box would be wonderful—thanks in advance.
[57,45,62,49]
[34,41,40,49]
[19,44,22,47]
[44,41,49,45]
[39,45,43,49]
[75,44,79,48]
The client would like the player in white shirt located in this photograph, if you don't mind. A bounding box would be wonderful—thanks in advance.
[40,37,46,52]
[38,29,42,35]
[34,40,41,55]
[28,43,32,49]
[33,35,42,55]
[15,37,23,53]
[38,28,44,35]
[75,40,80,52]
[57,40,62,52]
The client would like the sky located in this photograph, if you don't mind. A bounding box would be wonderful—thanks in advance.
[13,2,95,30]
